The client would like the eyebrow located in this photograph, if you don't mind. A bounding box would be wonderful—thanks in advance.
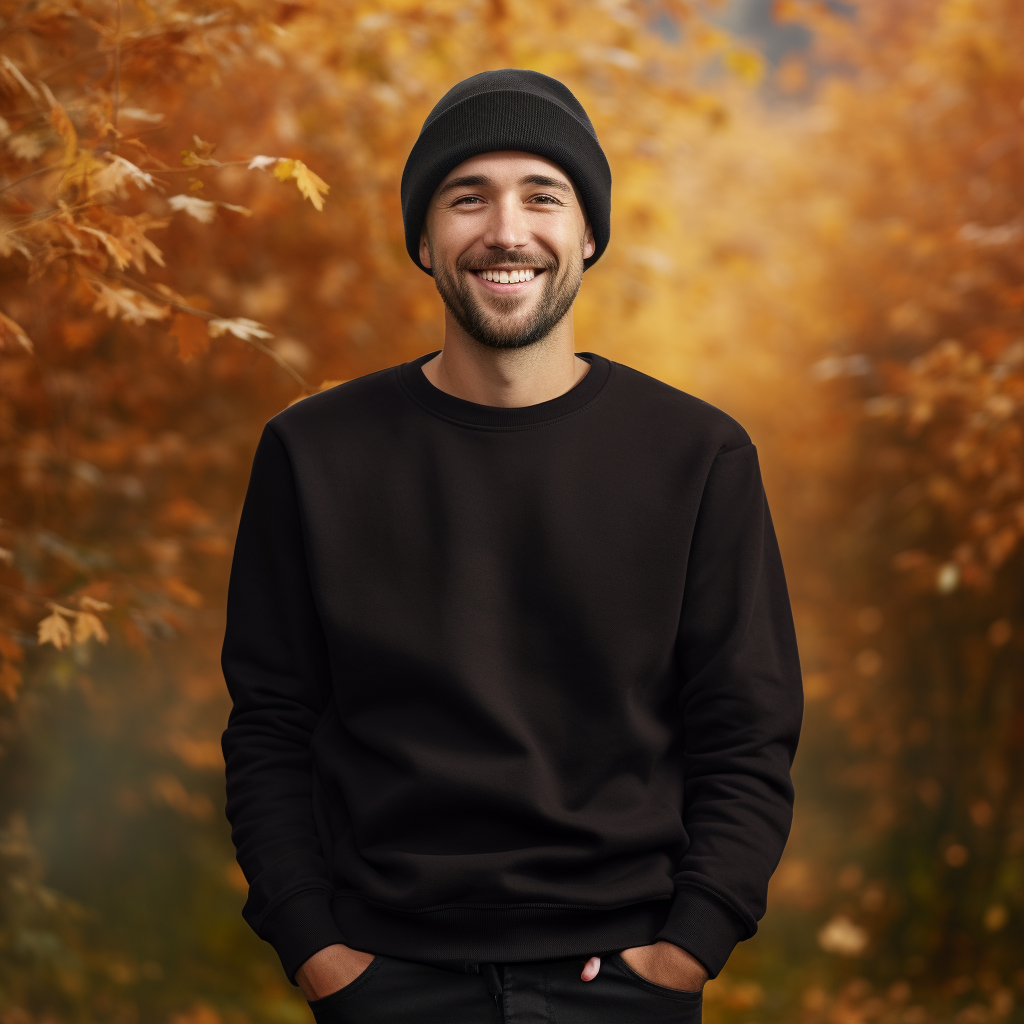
[437,173,573,199]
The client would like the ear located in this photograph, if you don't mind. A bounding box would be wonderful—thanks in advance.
[582,219,596,261]
[419,228,432,270]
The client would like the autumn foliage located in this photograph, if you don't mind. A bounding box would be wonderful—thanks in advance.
[0,0,1022,1021]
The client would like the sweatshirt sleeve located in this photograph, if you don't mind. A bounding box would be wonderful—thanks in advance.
[221,425,346,983]
[655,442,803,977]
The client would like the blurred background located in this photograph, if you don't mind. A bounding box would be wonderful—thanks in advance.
[1,0,1022,1021]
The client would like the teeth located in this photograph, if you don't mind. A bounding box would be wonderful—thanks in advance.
[477,269,536,283]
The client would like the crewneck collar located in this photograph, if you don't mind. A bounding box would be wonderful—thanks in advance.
[399,351,612,430]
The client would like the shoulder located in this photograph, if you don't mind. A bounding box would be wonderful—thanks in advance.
[267,363,403,444]
[604,358,751,454]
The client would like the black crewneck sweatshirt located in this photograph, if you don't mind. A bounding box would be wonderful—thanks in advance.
[222,353,802,984]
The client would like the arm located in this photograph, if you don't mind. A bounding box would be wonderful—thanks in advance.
[221,425,347,984]
[655,443,803,978]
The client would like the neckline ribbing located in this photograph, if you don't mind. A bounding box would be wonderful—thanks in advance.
[399,351,612,430]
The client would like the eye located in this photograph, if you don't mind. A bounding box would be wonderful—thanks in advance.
[452,195,484,206]
[530,194,562,205]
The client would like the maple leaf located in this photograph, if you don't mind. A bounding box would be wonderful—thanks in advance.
[170,312,210,362]
[0,311,33,353]
[37,610,72,650]
[94,155,155,195]
[181,151,222,168]
[207,317,273,342]
[50,103,77,162]
[116,215,167,272]
[78,226,134,270]
[272,158,330,211]
[168,194,217,224]
[73,611,109,645]
[91,283,170,324]
[0,661,21,702]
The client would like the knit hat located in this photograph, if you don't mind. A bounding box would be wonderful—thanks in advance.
[401,69,611,274]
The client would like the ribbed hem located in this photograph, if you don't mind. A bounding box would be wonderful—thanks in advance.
[261,887,347,985]
[333,895,671,963]
[655,886,749,979]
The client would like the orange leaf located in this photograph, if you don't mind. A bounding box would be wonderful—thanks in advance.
[0,661,21,701]
[170,312,210,362]
[0,635,23,662]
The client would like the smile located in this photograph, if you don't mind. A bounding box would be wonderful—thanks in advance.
[473,268,540,284]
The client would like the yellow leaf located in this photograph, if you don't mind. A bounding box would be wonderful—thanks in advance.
[73,612,109,645]
[273,158,329,211]
[38,610,72,650]
[724,48,764,84]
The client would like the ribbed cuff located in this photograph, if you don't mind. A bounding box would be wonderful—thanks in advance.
[655,886,748,979]
[260,888,346,985]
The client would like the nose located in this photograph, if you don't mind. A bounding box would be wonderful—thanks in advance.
[481,194,529,253]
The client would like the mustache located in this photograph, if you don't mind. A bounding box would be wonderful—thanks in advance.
[456,251,558,272]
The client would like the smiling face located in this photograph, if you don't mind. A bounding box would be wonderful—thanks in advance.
[419,151,596,350]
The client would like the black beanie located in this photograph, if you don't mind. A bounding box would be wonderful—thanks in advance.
[401,69,611,274]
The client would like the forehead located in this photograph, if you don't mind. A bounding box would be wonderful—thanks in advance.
[436,150,574,190]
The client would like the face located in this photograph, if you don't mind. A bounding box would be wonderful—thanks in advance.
[419,151,596,350]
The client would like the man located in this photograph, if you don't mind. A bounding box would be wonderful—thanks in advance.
[222,69,802,1023]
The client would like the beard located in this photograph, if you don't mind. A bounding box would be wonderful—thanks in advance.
[430,245,585,351]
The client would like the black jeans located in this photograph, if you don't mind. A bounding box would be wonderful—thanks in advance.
[307,953,703,1023]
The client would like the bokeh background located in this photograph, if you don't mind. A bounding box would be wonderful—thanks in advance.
[1,1,1022,1021]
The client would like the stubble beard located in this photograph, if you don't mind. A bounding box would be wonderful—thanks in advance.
[430,245,585,351]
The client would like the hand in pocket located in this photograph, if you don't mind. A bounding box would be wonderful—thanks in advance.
[296,943,377,1000]
[618,941,708,992]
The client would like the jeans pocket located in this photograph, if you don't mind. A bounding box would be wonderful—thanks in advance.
[611,953,705,1002]
[307,955,384,1020]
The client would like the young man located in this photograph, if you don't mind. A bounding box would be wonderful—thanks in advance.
[222,70,802,1023]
